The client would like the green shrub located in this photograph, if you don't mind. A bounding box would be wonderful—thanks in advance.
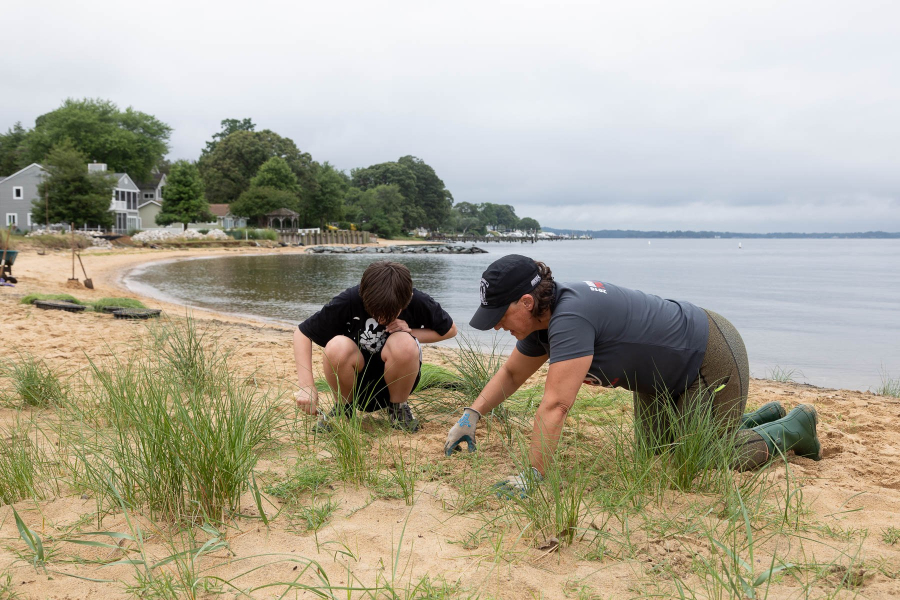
[0,352,68,407]
[28,234,91,250]
[225,228,277,241]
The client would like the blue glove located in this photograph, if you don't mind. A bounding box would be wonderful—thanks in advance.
[444,408,481,456]
[493,467,543,499]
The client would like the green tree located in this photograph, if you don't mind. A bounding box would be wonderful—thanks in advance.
[398,155,454,230]
[518,217,541,232]
[250,156,299,192]
[480,203,519,230]
[306,162,347,228]
[156,160,213,227]
[202,118,256,156]
[32,140,115,228]
[198,130,317,203]
[23,98,171,182]
[346,184,404,238]
[0,122,29,175]
[230,187,300,227]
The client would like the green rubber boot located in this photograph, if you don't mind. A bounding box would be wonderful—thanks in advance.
[739,401,787,429]
[751,404,822,461]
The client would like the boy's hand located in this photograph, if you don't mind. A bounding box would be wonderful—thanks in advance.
[294,386,319,415]
[385,319,411,334]
[444,407,481,455]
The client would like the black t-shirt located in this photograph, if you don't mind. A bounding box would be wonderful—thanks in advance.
[298,285,454,357]
[516,281,709,397]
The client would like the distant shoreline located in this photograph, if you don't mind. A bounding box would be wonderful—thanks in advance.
[542,228,900,239]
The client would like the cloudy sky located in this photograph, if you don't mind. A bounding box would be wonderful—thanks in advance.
[3,1,899,232]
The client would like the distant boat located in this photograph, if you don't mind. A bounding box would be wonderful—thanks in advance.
[739,242,742,249]
[648,241,651,245]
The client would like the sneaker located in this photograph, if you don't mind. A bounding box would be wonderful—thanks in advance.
[387,402,420,433]
[314,403,352,433]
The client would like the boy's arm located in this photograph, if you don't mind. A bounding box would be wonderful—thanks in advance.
[386,320,457,344]
[293,328,319,414]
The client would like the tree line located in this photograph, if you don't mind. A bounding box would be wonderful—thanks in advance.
[0,99,541,236]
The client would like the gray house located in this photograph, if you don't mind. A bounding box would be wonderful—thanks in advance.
[137,172,167,206]
[0,163,46,230]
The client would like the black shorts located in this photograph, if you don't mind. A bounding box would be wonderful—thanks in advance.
[354,333,423,412]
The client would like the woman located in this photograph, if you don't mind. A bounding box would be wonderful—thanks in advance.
[444,254,821,494]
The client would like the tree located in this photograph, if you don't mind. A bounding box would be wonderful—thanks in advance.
[346,184,404,238]
[198,130,317,203]
[230,187,300,227]
[518,217,541,232]
[480,203,519,230]
[398,156,454,230]
[32,140,115,228]
[250,156,299,192]
[0,122,29,175]
[23,98,171,182]
[305,162,347,228]
[156,160,213,227]
[202,118,256,156]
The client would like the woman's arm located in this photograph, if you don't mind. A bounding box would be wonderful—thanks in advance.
[528,355,592,475]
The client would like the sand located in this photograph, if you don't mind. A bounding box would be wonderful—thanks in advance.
[1,242,899,599]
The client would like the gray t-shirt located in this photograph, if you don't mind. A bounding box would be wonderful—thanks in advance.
[516,281,709,397]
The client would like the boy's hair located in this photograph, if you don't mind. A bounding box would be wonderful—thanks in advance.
[360,261,413,323]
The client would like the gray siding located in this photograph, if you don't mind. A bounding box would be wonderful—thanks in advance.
[0,164,46,230]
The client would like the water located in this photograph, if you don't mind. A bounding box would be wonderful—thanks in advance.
[125,239,900,391]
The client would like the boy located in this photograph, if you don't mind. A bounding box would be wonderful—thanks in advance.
[294,260,457,431]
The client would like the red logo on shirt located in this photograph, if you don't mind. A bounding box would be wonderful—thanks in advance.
[584,281,608,294]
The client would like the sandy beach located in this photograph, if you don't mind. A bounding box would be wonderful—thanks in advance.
[2,242,900,599]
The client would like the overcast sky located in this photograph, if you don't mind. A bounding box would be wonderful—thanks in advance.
[3,1,899,232]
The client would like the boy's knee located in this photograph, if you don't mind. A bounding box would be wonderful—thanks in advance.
[324,336,362,366]
[382,333,420,366]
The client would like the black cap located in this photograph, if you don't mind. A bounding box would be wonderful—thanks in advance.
[469,254,541,330]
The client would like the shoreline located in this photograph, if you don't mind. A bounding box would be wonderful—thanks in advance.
[0,241,873,395]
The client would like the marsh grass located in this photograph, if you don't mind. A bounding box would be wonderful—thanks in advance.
[62,317,278,523]
[766,366,803,383]
[89,297,147,311]
[446,331,507,403]
[0,352,69,407]
[20,293,85,305]
[874,366,900,398]
[0,421,54,504]
[266,460,333,500]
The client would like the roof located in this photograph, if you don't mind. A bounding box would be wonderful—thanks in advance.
[0,163,45,181]
[138,200,162,209]
[208,203,231,217]
[267,208,300,217]
[135,172,165,190]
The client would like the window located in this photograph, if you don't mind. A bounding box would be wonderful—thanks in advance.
[6,214,17,226]
[13,187,23,199]
[144,192,152,199]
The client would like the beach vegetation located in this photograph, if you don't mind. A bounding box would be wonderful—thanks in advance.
[0,352,69,407]
[0,421,54,504]
[20,293,84,305]
[26,233,92,250]
[874,366,900,398]
[766,365,803,383]
[89,297,147,310]
[61,317,278,523]
[224,227,278,241]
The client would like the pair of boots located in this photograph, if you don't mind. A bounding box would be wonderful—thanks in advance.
[739,401,822,461]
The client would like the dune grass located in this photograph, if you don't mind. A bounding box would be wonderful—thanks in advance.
[20,293,86,305]
[874,366,900,398]
[0,351,69,407]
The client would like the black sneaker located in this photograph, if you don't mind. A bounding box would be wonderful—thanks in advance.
[314,403,352,433]
[387,402,420,433]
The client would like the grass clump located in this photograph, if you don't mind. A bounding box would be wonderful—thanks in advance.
[447,332,507,402]
[65,318,278,522]
[766,366,803,383]
[90,297,147,310]
[414,363,461,392]
[882,526,900,545]
[266,460,333,500]
[0,352,68,407]
[874,366,900,398]
[27,233,91,250]
[0,423,52,504]
[20,293,85,306]
[225,228,278,241]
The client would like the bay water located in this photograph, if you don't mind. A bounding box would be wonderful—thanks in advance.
[125,239,900,392]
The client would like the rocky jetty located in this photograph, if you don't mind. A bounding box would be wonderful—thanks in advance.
[305,244,487,254]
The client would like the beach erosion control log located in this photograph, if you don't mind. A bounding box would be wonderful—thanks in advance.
[306,244,488,254]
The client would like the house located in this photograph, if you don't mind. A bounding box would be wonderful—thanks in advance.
[0,163,46,230]
[136,172,167,206]
[208,204,247,229]
[138,199,163,229]
[89,163,142,234]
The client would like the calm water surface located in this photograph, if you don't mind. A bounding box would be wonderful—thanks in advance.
[126,239,900,391]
